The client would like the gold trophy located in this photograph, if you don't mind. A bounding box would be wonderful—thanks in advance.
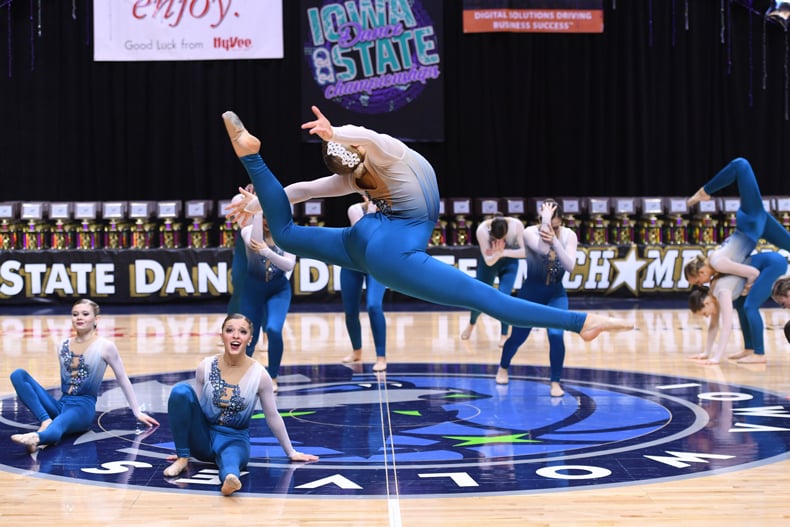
[102,202,129,249]
[448,198,472,246]
[638,198,664,245]
[20,202,48,250]
[611,198,636,246]
[157,201,182,249]
[665,197,692,245]
[185,200,213,249]
[429,198,447,247]
[48,202,75,250]
[73,202,102,250]
[585,198,610,245]
[0,202,20,250]
[129,201,156,249]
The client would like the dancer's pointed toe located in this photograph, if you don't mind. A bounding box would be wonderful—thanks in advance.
[222,111,260,156]
[579,314,634,342]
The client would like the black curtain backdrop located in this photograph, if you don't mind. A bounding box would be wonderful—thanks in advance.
[1,1,788,227]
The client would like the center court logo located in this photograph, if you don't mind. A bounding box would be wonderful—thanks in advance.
[2,363,789,497]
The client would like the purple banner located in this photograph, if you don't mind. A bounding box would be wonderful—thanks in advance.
[300,0,444,141]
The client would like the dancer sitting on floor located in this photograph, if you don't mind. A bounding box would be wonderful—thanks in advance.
[162,313,318,496]
[9,299,159,452]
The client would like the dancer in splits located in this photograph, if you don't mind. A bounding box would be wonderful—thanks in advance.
[222,107,632,341]
[495,200,578,396]
[461,212,525,346]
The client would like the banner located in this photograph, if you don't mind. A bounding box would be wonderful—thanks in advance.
[300,0,444,141]
[2,245,786,304]
[93,0,284,62]
[463,0,604,34]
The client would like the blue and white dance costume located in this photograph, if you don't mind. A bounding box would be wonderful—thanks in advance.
[10,337,144,445]
[167,357,297,482]
[341,201,387,358]
[709,252,788,359]
[702,158,790,269]
[467,217,524,336]
[500,222,579,382]
[228,212,294,378]
[234,121,591,333]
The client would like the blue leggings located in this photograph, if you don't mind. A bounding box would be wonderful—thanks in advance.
[167,383,250,482]
[239,155,587,333]
[340,268,387,357]
[469,256,519,335]
[10,369,95,445]
[704,158,790,250]
[499,281,568,382]
[733,252,789,356]
[236,275,291,376]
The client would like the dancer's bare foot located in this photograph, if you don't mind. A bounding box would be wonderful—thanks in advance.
[222,111,261,157]
[495,367,509,385]
[737,353,767,364]
[342,351,362,363]
[372,358,387,371]
[578,314,634,342]
[163,457,189,477]
[689,353,709,360]
[461,324,475,340]
[550,382,564,397]
[11,432,40,453]
[727,350,751,360]
[221,473,242,496]
[687,187,711,207]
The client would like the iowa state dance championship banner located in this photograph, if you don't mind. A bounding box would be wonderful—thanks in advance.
[463,0,603,34]
[300,0,444,142]
[93,0,284,61]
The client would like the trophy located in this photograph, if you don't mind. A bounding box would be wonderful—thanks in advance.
[558,198,582,238]
[102,202,129,249]
[302,200,325,227]
[637,198,664,245]
[48,202,75,250]
[665,197,692,245]
[610,198,636,246]
[129,201,156,249]
[584,198,610,245]
[20,202,48,250]
[0,202,19,250]
[157,201,182,249]
[73,202,102,249]
[718,197,741,241]
[185,200,213,248]
[773,196,790,234]
[217,199,238,248]
[448,198,472,246]
[429,198,447,246]
[500,197,526,224]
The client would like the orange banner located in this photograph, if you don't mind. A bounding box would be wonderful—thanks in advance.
[463,9,603,34]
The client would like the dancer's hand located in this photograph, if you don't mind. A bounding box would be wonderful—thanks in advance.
[289,451,319,462]
[301,105,334,141]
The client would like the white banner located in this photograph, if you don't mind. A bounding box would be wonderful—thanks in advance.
[93,0,283,62]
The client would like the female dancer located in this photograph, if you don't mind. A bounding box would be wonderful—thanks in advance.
[340,196,388,372]
[461,212,525,346]
[687,251,788,364]
[687,157,790,287]
[227,188,295,392]
[162,313,318,496]
[496,200,578,396]
[222,107,632,341]
[9,299,159,452]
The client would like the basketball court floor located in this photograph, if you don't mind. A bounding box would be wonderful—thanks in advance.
[1,303,789,526]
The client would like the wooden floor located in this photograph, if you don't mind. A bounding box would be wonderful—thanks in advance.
[1,305,790,526]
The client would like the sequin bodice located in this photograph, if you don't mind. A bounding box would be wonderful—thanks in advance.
[58,338,109,397]
[198,357,263,429]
